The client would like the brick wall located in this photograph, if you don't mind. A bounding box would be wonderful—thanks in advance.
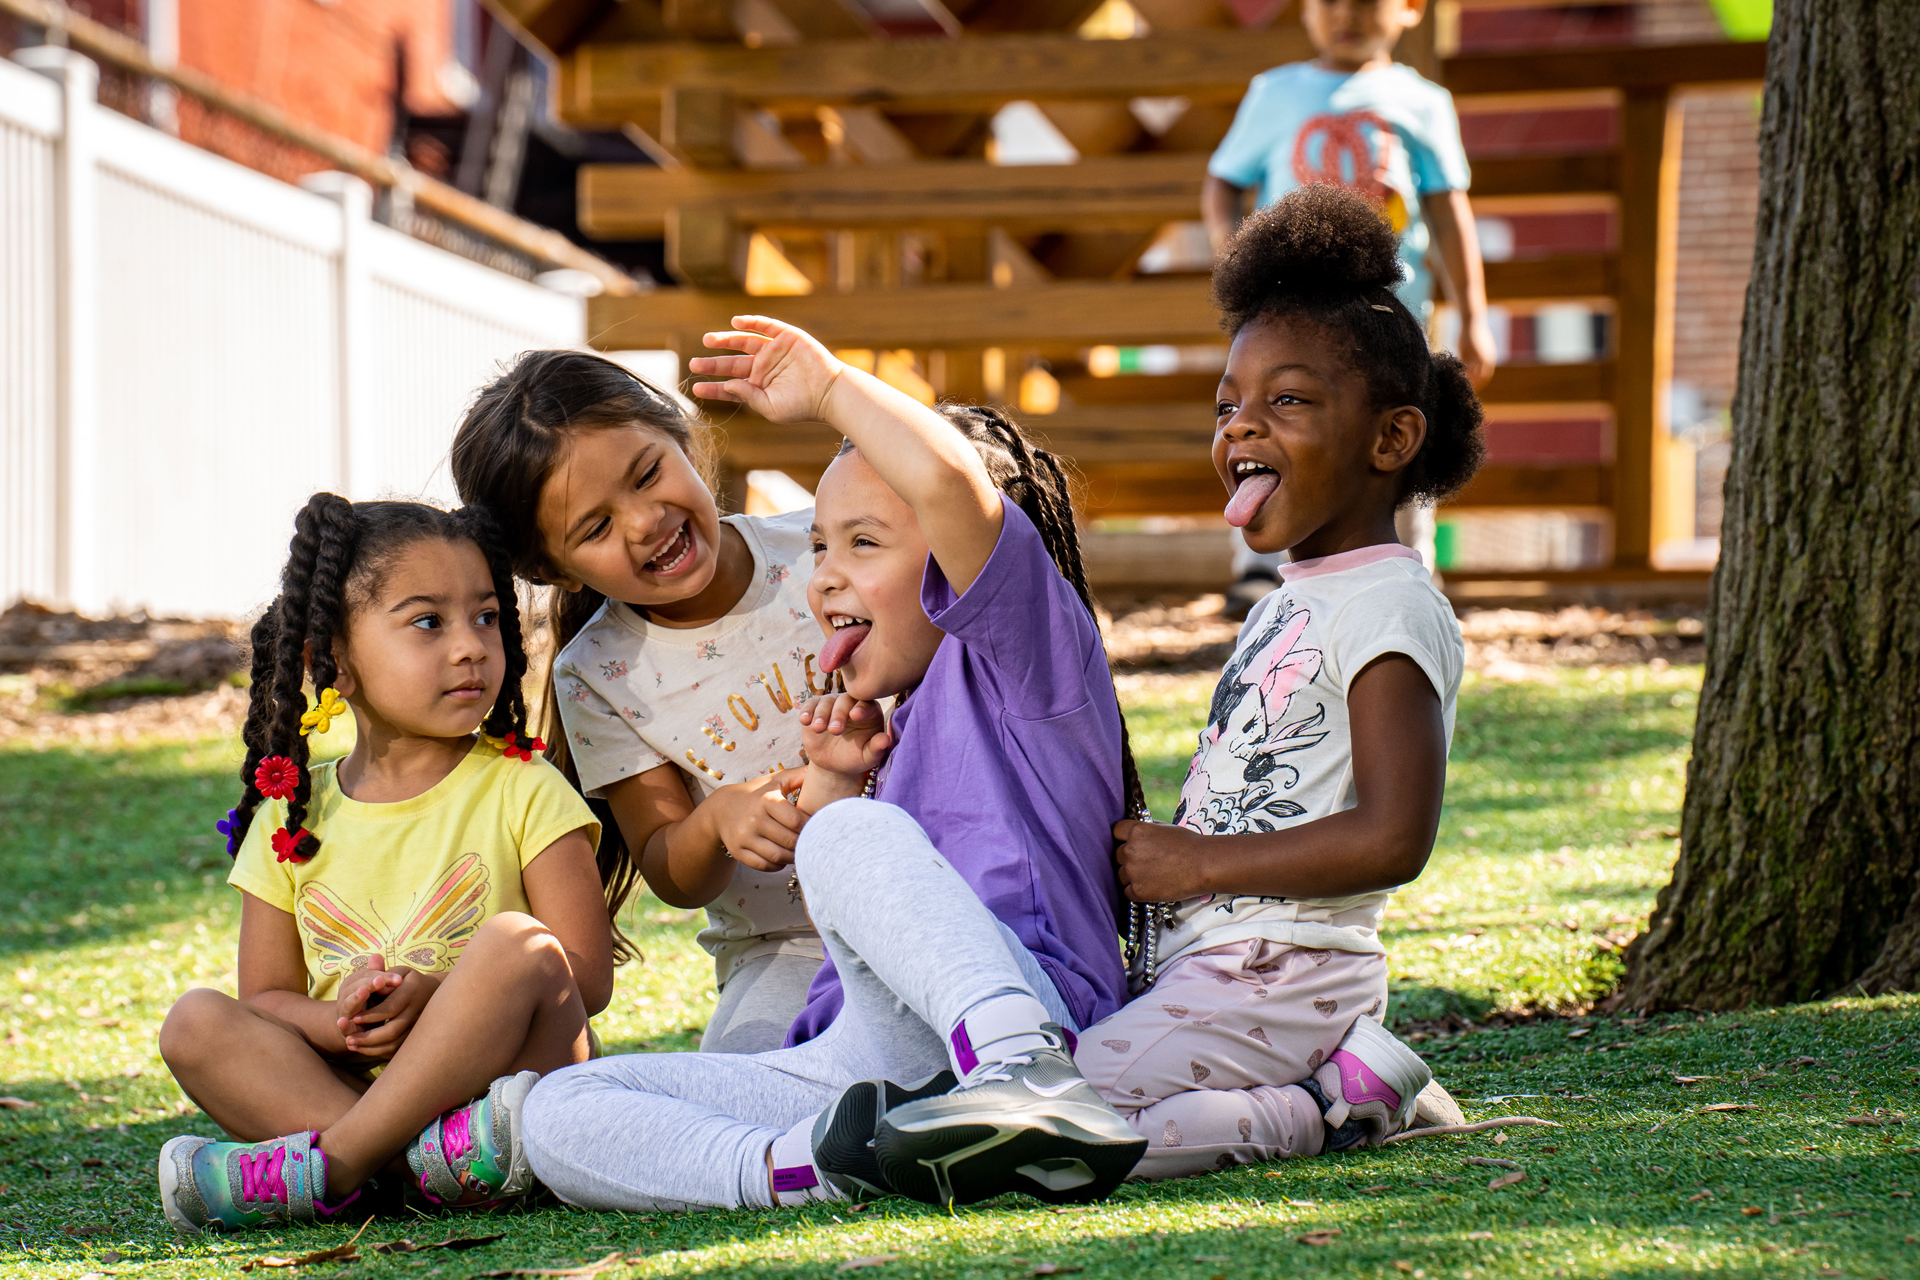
[1673,88,1760,536]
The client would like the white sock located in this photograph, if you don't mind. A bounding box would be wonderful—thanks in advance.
[950,993,1058,1079]
[765,1116,846,1206]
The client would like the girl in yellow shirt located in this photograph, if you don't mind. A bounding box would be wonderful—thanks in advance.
[155,494,604,1232]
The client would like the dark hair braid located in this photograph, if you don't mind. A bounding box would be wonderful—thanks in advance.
[856,406,1149,822]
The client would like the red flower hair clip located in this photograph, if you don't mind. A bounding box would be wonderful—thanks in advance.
[271,827,314,863]
[499,732,546,763]
[255,756,301,800]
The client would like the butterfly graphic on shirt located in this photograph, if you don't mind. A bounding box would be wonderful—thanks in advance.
[296,852,492,977]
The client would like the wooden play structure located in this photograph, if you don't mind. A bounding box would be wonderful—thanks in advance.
[487,0,1763,591]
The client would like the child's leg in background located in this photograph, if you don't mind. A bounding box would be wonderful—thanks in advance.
[523,798,1073,1210]
[1075,940,1386,1179]
[702,950,825,1055]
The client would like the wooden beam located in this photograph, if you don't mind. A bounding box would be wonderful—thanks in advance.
[1609,90,1682,569]
[1447,465,1611,509]
[578,153,1209,238]
[558,27,1317,122]
[1467,152,1617,199]
[1478,361,1613,405]
[1483,254,1616,303]
[1446,41,1766,100]
[589,278,1222,351]
[663,86,738,168]
[482,0,617,57]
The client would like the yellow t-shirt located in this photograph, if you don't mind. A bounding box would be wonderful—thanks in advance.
[229,738,600,1002]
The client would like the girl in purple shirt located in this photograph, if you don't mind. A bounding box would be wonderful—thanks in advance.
[515,317,1149,1211]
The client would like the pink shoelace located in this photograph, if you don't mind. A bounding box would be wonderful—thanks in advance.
[239,1145,289,1206]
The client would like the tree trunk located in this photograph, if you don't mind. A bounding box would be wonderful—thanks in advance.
[1620,0,1920,1009]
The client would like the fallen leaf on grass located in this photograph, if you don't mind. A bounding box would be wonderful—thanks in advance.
[99,1252,122,1264]
[1358,1184,1391,1193]
[1699,1104,1759,1113]
[1487,1172,1526,1191]
[1030,1266,1081,1277]
[0,1098,36,1111]
[836,1256,899,1272]
[1393,1264,1414,1274]
[472,1253,630,1278]
[1687,1191,1713,1202]
[1672,1076,1715,1085]
[1463,1157,1518,1170]
[1740,1207,1764,1216]
[1467,1231,1495,1240]
[1567,1028,1590,1039]
[79,1158,104,1168]
[1296,1229,1341,1247]
[371,1233,504,1255]
[1050,1206,1091,1214]
[1817,1270,1843,1278]
[1491,1132,1508,1145]
[1842,1114,1905,1126]
[239,1244,360,1271]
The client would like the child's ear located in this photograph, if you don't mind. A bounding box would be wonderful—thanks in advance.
[327,635,357,699]
[1373,405,1428,474]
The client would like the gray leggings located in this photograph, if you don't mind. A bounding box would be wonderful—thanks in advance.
[701,950,823,1055]
[521,799,1074,1211]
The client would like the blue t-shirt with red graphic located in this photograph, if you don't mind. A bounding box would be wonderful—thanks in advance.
[1209,61,1472,311]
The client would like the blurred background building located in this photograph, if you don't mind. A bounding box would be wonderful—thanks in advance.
[0,0,1766,619]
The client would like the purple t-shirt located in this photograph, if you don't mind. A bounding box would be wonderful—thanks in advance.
[785,498,1129,1043]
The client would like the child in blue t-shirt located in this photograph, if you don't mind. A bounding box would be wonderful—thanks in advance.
[1202,0,1495,384]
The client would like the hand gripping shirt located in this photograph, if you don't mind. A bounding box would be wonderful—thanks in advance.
[551,509,828,986]
[786,499,1131,1044]
[1149,544,1463,974]
[1208,61,1472,311]
[228,738,599,1002]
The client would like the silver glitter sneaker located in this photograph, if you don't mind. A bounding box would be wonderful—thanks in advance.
[873,1024,1145,1206]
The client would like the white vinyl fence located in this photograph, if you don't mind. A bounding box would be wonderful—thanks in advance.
[0,49,586,619]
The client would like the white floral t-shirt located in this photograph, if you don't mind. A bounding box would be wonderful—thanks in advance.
[1149,544,1463,972]
[552,509,826,985]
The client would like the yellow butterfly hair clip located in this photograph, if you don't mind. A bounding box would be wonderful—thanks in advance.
[299,687,348,737]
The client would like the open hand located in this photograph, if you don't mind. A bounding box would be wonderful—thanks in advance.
[1112,818,1210,904]
[708,769,808,871]
[338,965,439,1059]
[689,316,847,424]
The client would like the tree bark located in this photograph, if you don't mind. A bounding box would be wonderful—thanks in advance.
[1620,0,1920,1009]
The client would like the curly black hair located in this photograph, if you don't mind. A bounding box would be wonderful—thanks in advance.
[1211,184,1485,505]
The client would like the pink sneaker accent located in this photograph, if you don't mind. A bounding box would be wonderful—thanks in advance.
[442,1104,475,1164]
[1331,1048,1402,1109]
[240,1146,289,1205]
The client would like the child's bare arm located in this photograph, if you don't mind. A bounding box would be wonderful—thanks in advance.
[1422,190,1496,386]
[1113,654,1447,901]
[521,826,616,1016]
[1203,174,1248,255]
[602,761,808,909]
[690,316,1005,593]
[237,892,358,1055]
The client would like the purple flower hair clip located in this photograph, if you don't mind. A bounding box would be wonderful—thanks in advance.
[216,808,241,856]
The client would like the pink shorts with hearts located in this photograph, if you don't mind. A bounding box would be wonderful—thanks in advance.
[1073,937,1387,1180]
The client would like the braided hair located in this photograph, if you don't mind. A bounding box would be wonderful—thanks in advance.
[227,495,531,865]
[837,406,1147,820]
[1212,183,1485,505]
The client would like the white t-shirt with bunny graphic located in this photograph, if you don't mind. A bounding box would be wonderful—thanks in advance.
[552,508,828,985]
[1150,543,1462,971]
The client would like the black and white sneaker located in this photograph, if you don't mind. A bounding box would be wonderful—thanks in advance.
[873,1024,1145,1206]
[811,1071,956,1199]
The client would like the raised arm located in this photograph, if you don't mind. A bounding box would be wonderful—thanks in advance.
[691,315,1004,593]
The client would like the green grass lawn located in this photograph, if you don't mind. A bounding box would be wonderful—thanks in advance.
[1,665,1915,1279]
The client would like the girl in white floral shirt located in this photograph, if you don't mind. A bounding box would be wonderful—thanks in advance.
[453,351,828,1053]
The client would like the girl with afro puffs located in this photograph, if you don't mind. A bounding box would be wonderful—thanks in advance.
[1075,184,1485,1178]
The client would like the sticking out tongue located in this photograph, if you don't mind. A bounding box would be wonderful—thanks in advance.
[1225,472,1280,528]
[819,623,872,674]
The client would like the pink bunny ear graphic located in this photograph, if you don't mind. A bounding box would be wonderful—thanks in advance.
[1241,610,1311,686]
[1243,611,1320,727]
